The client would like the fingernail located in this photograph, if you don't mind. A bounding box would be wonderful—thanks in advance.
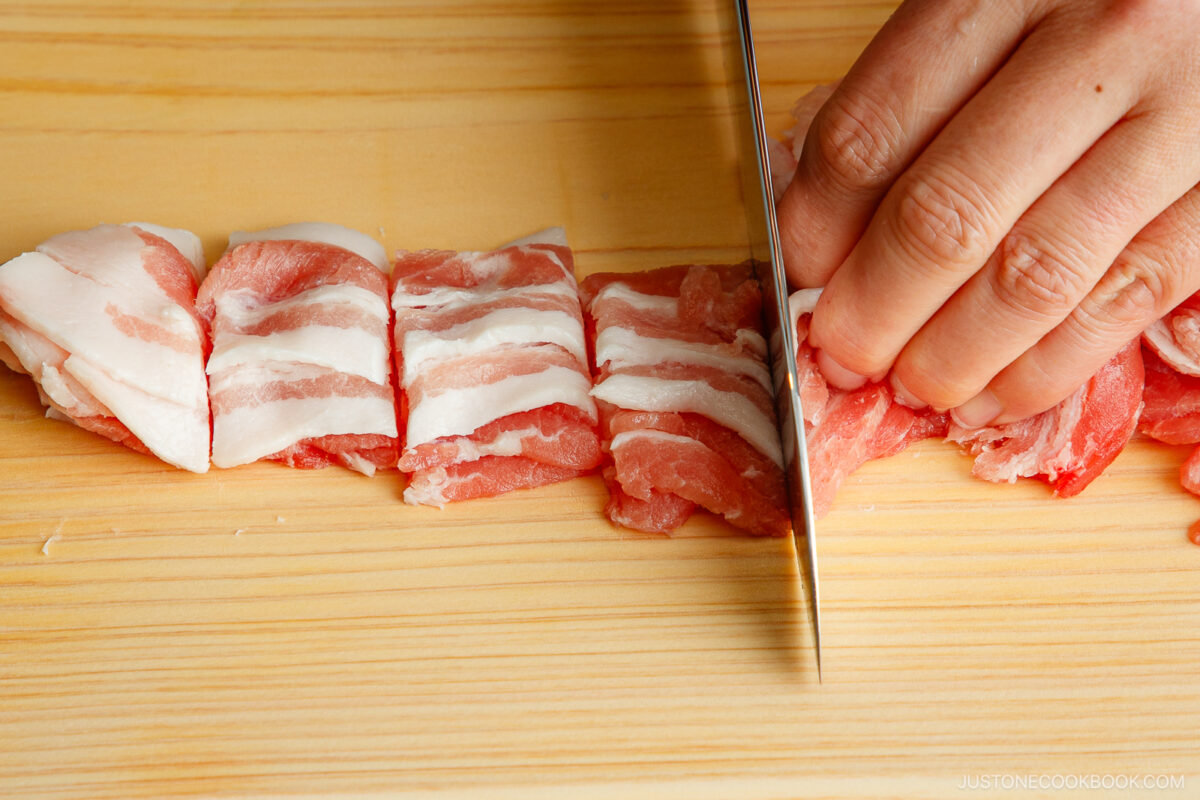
[951,389,1003,429]
[889,374,927,410]
[816,349,868,390]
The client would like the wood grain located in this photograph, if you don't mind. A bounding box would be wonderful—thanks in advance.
[0,1,1198,798]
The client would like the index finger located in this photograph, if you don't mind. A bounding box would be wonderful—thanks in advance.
[777,0,1031,289]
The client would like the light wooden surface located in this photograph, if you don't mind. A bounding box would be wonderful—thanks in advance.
[1,2,1198,798]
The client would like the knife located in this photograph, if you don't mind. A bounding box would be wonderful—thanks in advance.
[727,0,823,681]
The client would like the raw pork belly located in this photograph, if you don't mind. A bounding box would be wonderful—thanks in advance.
[582,263,790,537]
[790,290,948,517]
[1140,327,1200,544]
[391,228,601,505]
[947,341,1143,497]
[791,290,1143,516]
[1140,340,1200,499]
[0,223,210,472]
[196,223,399,474]
[1143,294,1200,377]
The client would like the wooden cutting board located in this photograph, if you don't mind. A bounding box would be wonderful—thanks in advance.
[1,2,1198,797]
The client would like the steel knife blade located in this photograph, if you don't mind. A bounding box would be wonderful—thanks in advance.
[725,0,823,681]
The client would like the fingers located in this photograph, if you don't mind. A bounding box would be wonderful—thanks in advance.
[891,105,1200,413]
[957,182,1200,426]
[784,82,838,162]
[806,7,1145,388]
[777,0,1031,289]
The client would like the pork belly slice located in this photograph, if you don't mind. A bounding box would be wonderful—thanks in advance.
[603,409,789,536]
[1143,292,1200,377]
[790,289,1142,515]
[1140,298,1200,539]
[0,224,210,472]
[947,341,1143,498]
[197,224,399,474]
[392,228,600,506]
[582,263,789,537]
[1137,345,1200,531]
[1140,345,1200,445]
[789,289,947,516]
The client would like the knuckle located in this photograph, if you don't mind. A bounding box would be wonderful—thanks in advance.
[991,233,1090,322]
[809,91,901,192]
[1090,254,1176,328]
[890,169,994,268]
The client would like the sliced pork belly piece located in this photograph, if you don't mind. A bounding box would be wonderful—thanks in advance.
[790,287,1141,514]
[601,464,698,533]
[127,221,207,281]
[197,223,398,474]
[788,288,947,516]
[805,382,948,517]
[392,228,601,506]
[582,263,789,537]
[1143,293,1200,376]
[947,341,1144,498]
[1140,345,1200,445]
[789,287,829,427]
[0,223,210,472]
[1138,345,1200,534]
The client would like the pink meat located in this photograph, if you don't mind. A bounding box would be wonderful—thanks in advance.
[198,236,399,473]
[601,466,697,533]
[792,290,1139,515]
[70,414,155,457]
[403,456,589,506]
[268,434,400,473]
[587,295,740,349]
[583,263,789,537]
[209,371,394,416]
[792,303,829,426]
[604,409,789,536]
[805,382,948,517]
[582,262,756,303]
[583,262,764,344]
[392,242,572,294]
[1139,344,1200,543]
[37,225,207,336]
[394,291,582,340]
[196,240,387,313]
[393,233,600,505]
[792,289,947,516]
[1139,345,1200,445]
[398,404,600,473]
[1142,292,1200,376]
[947,341,1143,498]
[0,224,210,472]
[597,361,776,420]
[1182,448,1200,496]
[407,344,587,408]
[224,301,387,341]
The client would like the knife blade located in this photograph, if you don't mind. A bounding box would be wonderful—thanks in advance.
[726,0,823,681]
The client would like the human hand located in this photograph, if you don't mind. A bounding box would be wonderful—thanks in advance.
[777,0,1200,426]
